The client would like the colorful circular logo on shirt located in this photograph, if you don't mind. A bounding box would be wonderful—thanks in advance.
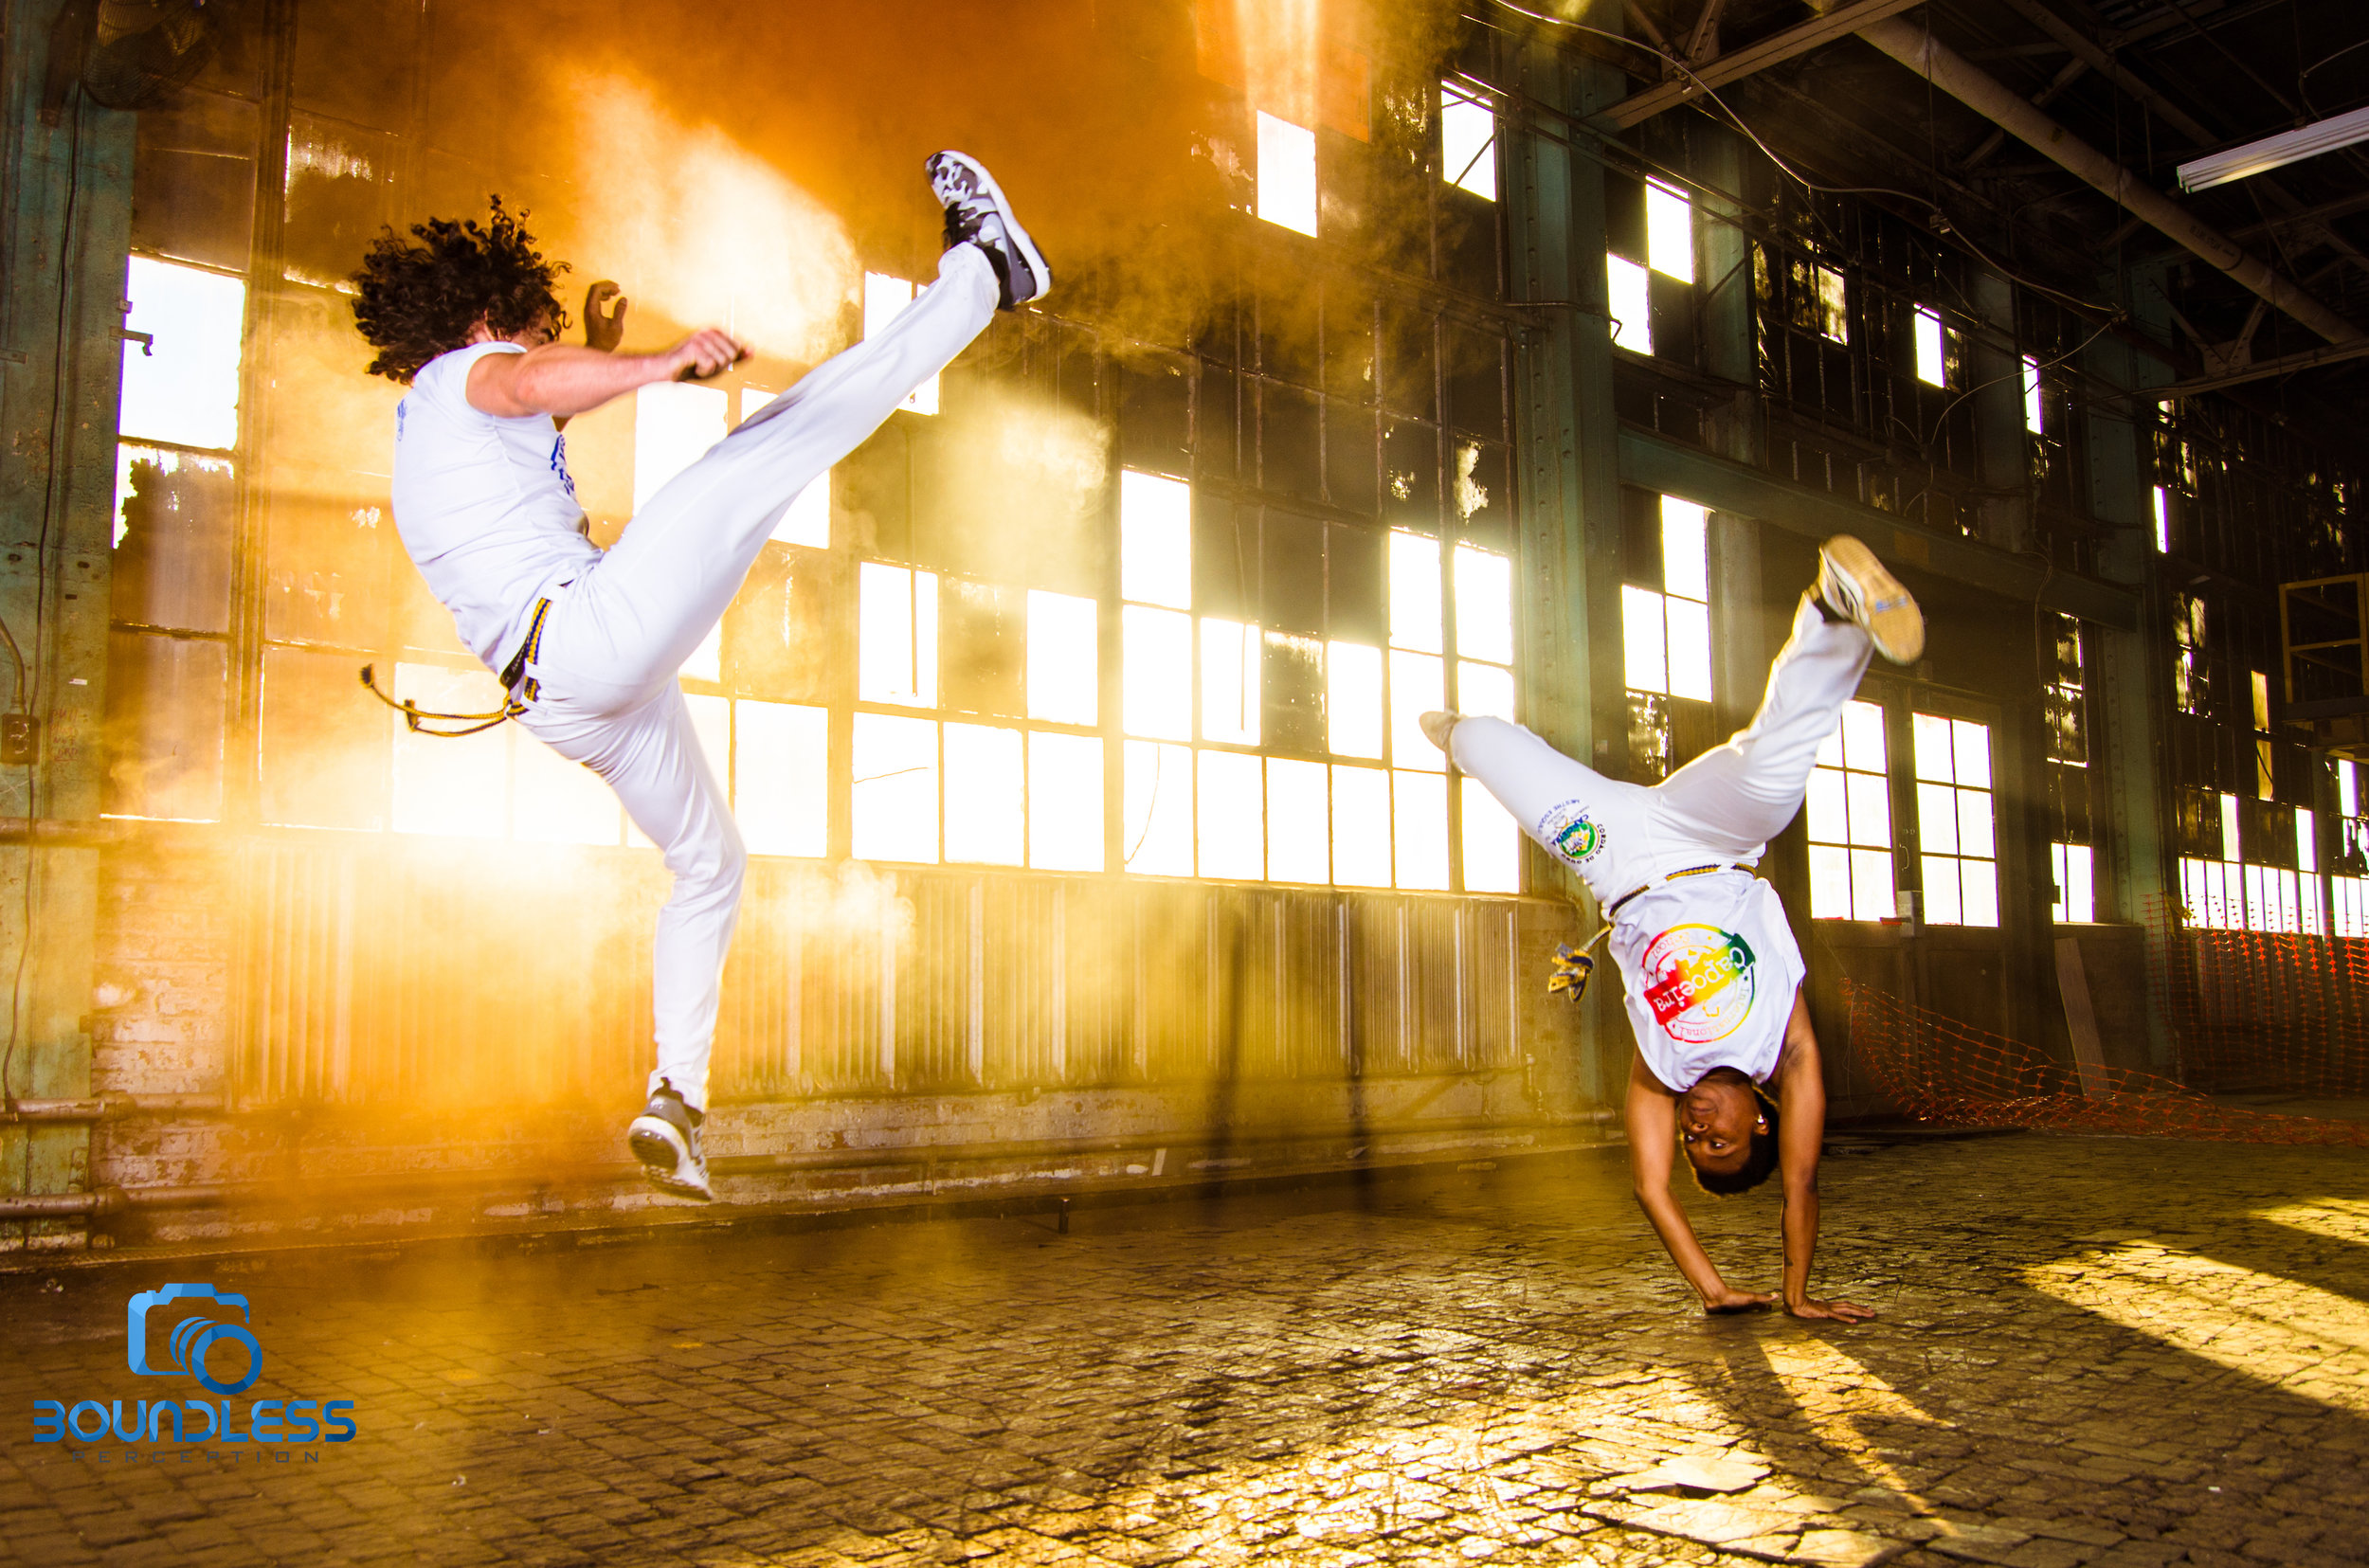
[1639,923,1759,1045]
[1540,802,1602,865]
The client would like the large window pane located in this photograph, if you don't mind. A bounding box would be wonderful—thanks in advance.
[1660,497,1709,601]
[1460,777,1520,892]
[1123,604,1193,740]
[1201,618,1260,745]
[1122,740,1194,876]
[1389,649,1445,772]
[1388,530,1442,653]
[1198,748,1264,879]
[1028,732,1103,872]
[1393,770,1450,890]
[858,562,938,707]
[734,700,827,857]
[852,712,938,862]
[1266,758,1330,883]
[1606,255,1652,354]
[633,381,729,512]
[1330,766,1392,887]
[1120,470,1192,607]
[1645,179,1693,282]
[863,273,938,414]
[945,723,1026,866]
[1327,641,1383,758]
[1027,590,1098,724]
[1452,545,1513,664]
[1457,660,1514,722]
[1439,81,1496,202]
[120,257,245,451]
[1622,585,1667,694]
[1256,111,1318,236]
[1665,596,1712,702]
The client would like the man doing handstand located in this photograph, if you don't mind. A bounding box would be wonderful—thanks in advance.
[351,153,1048,1201]
[1423,537,1920,1321]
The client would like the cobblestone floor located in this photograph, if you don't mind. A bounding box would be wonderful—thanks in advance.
[4,1132,2368,1568]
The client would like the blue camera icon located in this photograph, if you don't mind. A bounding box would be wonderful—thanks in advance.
[127,1284,262,1397]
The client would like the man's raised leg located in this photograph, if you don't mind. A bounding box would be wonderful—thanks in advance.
[1653,532,1920,855]
[565,243,1001,695]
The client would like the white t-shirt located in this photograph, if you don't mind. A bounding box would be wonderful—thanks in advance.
[390,342,601,673]
[1523,787,1799,1092]
[1606,872,1802,1092]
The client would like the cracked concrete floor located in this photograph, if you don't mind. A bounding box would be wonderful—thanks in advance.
[3,1132,2367,1567]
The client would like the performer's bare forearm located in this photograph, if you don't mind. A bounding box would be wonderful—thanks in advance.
[1627,1055,1774,1313]
[1772,989,1875,1323]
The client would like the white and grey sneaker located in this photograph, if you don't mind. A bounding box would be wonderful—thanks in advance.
[628,1085,712,1201]
[1817,535,1925,665]
[927,150,1050,311]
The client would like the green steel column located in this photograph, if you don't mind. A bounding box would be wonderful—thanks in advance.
[0,0,135,1243]
[1505,38,1628,1103]
[2088,277,2174,1069]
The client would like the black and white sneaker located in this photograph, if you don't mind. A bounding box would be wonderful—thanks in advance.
[628,1085,712,1201]
[927,150,1050,311]
[1817,534,1925,665]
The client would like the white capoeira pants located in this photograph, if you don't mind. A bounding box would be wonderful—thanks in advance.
[515,243,1000,1113]
[1449,594,1874,895]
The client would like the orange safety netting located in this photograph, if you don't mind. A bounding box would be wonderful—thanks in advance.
[1844,979,2369,1147]
[2144,895,2369,1097]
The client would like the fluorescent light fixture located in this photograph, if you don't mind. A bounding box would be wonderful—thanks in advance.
[2178,103,2369,193]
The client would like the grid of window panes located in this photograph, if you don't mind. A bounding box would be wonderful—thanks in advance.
[1913,713,1998,928]
[1622,495,1714,782]
[2177,791,2325,934]
[1806,699,1895,920]
[100,16,1523,900]
[1604,176,1692,357]
[2044,612,2092,922]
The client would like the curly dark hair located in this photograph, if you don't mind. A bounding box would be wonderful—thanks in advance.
[350,196,571,383]
[1689,1083,1781,1199]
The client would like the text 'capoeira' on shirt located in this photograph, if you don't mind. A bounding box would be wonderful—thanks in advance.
[390,341,602,674]
[1524,760,1803,1093]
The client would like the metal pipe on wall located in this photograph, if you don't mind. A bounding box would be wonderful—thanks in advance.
[1853,16,2363,347]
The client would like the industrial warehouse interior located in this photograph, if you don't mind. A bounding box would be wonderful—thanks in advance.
[3,0,2368,1563]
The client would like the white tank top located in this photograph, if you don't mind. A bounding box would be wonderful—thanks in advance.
[390,342,601,672]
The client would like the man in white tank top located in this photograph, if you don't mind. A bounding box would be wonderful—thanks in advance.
[1425,537,1921,1322]
[354,154,1049,1201]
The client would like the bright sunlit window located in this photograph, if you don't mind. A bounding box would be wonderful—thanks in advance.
[733,700,828,858]
[851,712,939,863]
[863,273,939,414]
[1807,699,1895,920]
[1388,530,1443,654]
[1439,81,1496,201]
[2022,354,2045,435]
[1913,306,1946,387]
[2051,841,2093,924]
[1026,590,1098,725]
[1607,255,1652,355]
[2151,483,2171,553]
[1123,605,1193,741]
[120,256,246,452]
[1120,470,1192,607]
[1622,497,1712,703]
[1202,619,1261,746]
[944,722,1026,866]
[1328,641,1384,759]
[1914,713,1998,928]
[1256,110,1319,237]
[1645,179,1692,283]
[858,562,939,708]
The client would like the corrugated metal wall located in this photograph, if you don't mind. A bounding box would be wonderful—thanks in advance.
[231,839,1544,1110]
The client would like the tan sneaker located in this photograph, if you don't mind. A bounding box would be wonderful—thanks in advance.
[1419,710,1462,752]
[1817,535,1924,665]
